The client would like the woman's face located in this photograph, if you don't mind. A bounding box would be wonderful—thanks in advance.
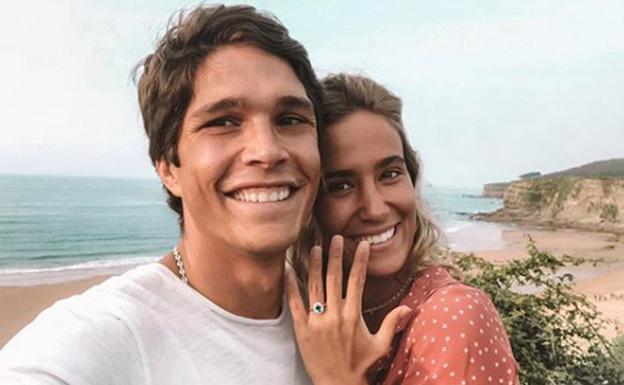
[315,110,417,277]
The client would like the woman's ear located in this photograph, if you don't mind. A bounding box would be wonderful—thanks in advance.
[156,158,182,197]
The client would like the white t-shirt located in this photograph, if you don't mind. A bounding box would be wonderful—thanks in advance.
[0,263,312,385]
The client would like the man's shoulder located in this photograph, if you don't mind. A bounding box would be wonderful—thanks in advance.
[3,263,173,355]
[47,263,166,314]
[0,264,176,384]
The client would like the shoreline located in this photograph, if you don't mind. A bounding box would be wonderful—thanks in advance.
[2,221,623,347]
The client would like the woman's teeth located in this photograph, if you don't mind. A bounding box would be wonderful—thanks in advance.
[233,187,291,203]
[357,226,396,245]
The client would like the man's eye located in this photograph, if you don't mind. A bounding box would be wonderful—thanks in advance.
[278,115,306,125]
[206,117,238,127]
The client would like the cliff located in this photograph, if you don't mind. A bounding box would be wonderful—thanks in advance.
[475,178,624,233]
[482,182,510,198]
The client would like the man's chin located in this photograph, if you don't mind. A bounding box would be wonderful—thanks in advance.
[235,227,300,257]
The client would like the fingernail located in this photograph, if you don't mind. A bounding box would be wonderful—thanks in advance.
[332,234,343,243]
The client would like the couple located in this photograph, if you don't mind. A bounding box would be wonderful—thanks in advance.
[0,4,518,384]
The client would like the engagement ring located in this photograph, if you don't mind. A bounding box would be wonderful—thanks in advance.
[310,302,326,314]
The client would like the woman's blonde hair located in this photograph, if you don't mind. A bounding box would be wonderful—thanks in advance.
[289,73,442,286]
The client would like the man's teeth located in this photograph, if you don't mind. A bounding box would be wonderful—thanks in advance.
[357,227,396,245]
[233,187,291,203]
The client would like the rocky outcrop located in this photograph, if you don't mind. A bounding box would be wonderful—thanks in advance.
[474,178,624,233]
[482,182,509,198]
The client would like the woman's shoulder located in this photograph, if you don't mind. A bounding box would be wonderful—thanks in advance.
[405,265,504,337]
[381,266,518,384]
[402,264,477,308]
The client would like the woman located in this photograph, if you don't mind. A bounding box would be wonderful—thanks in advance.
[286,74,518,384]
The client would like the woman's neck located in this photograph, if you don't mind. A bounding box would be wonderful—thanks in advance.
[362,266,414,332]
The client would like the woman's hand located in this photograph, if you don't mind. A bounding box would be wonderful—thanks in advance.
[285,235,412,385]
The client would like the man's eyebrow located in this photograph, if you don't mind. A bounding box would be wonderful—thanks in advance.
[189,98,247,119]
[189,95,313,120]
[276,95,314,113]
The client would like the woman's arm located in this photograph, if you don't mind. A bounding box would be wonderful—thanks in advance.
[285,236,412,385]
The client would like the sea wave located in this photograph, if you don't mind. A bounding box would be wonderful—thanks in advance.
[0,256,159,286]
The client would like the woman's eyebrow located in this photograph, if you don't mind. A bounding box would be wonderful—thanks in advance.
[323,169,354,180]
[323,156,405,179]
[376,155,405,169]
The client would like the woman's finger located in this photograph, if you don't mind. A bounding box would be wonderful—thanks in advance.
[345,241,370,314]
[285,266,308,327]
[325,235,344,310]
[374,305,412,355]
[307,245,325,308]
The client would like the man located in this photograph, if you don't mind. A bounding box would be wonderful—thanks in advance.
[0,5,322,384]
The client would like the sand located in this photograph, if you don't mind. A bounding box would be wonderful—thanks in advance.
[2,223,623,348]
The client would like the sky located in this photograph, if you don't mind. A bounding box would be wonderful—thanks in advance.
[1,0,622,188]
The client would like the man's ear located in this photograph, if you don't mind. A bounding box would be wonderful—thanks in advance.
[156,158,182,197]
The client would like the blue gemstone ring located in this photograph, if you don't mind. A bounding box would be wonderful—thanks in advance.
[310,302,326,314]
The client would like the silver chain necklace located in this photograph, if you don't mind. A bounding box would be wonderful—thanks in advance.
[362,274,415,315]
[172,246,189,285]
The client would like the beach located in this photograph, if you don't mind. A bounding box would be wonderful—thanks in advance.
[2,223,623,347]
[448,223,624,338]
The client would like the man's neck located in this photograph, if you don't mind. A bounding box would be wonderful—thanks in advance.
[163,236,286,320]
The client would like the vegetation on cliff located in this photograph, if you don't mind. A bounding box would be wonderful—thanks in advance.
[476,177,624,233]
[444,243,624,385]
[544,158,624,179]
[520,178,578,212]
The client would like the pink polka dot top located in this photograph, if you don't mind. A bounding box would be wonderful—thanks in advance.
[368,265,519,385]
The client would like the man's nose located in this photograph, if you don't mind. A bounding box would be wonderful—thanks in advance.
[241,120,289,169]
[358,182,390,221]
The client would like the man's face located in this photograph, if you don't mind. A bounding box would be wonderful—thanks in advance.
[160,44,320,257]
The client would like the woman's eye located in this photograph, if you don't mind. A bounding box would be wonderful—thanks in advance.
[326,181,352,194]
[381,170,401,180]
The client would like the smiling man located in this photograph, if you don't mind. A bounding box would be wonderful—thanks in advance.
[0,5,322,384]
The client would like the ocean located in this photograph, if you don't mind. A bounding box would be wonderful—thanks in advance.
[0,174,502,284]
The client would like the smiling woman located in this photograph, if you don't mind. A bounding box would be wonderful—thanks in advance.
[287,74,520,385]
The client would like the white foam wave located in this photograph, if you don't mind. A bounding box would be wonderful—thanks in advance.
[0,256,160,286]
[443,221,475,234]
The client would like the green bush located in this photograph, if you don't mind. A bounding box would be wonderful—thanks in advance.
[443,242,624,385]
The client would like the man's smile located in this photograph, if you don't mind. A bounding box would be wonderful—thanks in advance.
[230,186,294,203]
